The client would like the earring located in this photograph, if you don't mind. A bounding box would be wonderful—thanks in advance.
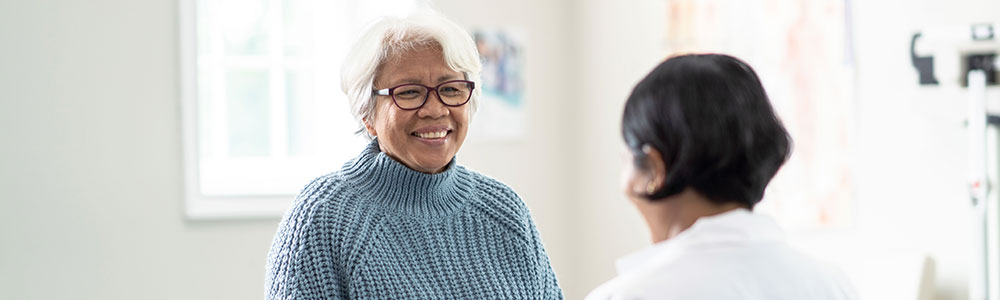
[646,182,656,195]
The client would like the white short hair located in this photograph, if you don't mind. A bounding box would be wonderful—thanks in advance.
[340,10,482,138]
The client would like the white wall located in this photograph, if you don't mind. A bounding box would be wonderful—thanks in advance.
[849,0,1000,298]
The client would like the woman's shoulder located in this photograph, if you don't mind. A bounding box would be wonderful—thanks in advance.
[457,165,531,218]
[460,166,520,200]
[281,172,371,228]
[294,172,354,203]
[269,173,372,289]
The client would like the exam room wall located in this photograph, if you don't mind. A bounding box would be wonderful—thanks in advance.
[849,0,1000,298]
[570,1,1000,299]
[0,0,575,299]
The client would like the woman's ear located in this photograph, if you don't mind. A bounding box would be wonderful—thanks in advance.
[363,116,377,137]
[642,145,667,193]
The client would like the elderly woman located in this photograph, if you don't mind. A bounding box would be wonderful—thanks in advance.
[586,54,857,299]
[265,11,562,299]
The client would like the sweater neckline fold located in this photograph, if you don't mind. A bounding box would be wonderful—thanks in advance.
[340,139,472,217]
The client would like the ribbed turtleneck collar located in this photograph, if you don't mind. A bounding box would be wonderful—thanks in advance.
[340,139,472,217]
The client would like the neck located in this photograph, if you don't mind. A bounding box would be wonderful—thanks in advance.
[635,188,746,244]
[339,140,471,218]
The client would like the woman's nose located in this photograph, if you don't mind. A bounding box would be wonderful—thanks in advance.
[416,91,449,119]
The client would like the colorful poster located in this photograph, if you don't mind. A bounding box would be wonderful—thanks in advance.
[469,28,525,141]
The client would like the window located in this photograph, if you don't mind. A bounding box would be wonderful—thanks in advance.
[179,0,421,218]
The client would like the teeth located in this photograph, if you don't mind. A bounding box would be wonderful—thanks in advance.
[415,130,448,139]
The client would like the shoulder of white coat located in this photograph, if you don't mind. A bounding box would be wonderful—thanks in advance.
[583,276,623,300]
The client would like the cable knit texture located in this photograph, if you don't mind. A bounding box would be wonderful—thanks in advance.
[267,140,563,299]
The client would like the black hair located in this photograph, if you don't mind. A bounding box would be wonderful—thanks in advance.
[622,54,791,209]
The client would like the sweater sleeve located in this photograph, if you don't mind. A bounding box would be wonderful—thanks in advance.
[501,187,563,300]
[526,211,564,300]
[266,176,350,300]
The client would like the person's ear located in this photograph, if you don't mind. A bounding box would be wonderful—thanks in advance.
[642,144,667,194]
[363,116,377,137]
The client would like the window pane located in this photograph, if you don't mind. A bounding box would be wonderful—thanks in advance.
[227,70,271,156]
[196,65,215,158]
[220,0,269,56]
[195,0,212,56]
[283,0,312,56]
[286,70,315,156]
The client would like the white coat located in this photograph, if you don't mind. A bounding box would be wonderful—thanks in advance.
[586,209,858,300]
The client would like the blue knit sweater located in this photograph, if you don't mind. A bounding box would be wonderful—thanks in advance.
[266,140,563,299]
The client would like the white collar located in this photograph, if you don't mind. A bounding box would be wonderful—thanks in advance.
[615,208,785,275]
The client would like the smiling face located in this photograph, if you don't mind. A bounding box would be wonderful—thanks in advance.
[366,45,470,174]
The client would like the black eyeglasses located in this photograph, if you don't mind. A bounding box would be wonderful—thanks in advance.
[373,80,475,110]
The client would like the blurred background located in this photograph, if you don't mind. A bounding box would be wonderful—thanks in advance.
[2,0,1000,299]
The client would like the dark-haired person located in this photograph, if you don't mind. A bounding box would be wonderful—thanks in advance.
[586,54,858,300]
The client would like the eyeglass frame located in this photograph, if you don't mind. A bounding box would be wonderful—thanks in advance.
[372,80,476,111]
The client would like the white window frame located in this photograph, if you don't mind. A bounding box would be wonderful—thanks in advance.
[179,0,420,219]
[180,0,295,219]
